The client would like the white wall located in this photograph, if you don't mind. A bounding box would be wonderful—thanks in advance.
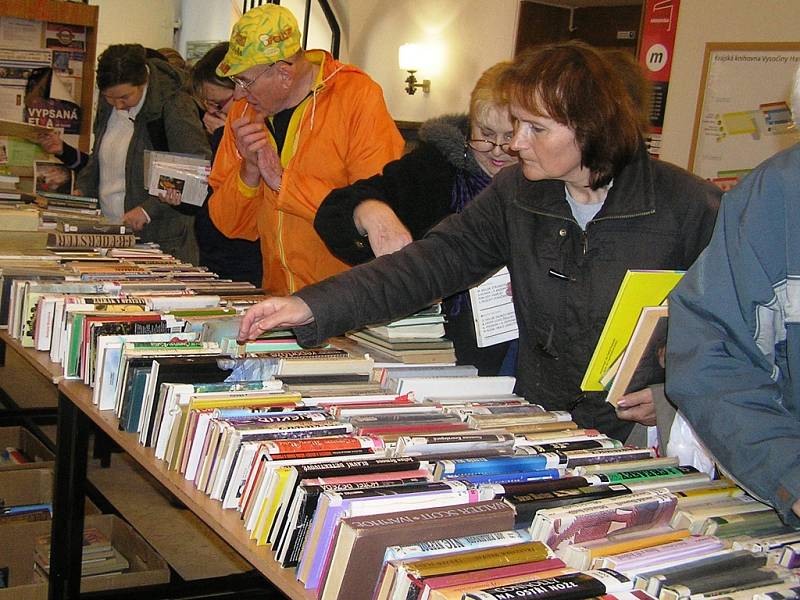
[176,0,239,58]
[92,0,800,148]
[91,1,518,122]
[338,0,520,122]
[89,0,176,55]
[660,0,800,168]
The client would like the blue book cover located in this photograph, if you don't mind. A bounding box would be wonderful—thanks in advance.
[450,469,562,485]
[119,365,151,433]
[437,454,565,477]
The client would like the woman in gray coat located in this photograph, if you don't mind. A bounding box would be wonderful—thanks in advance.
[75,44,210,264]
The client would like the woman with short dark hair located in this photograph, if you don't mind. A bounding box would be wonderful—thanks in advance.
[75,43,210,264]
[238,41,722,441]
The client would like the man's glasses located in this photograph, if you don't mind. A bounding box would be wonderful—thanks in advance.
[468,139,512,153]
[205,94,233,114]
[229,60,292,91]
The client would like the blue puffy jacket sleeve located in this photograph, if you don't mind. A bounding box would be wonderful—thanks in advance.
[666,144,800,525]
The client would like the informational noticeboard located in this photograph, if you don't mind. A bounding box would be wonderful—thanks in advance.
[689,42,800,190]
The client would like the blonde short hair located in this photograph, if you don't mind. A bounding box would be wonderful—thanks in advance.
[469,62,512,126]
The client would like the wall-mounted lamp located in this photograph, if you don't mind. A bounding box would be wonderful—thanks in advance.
[398,43,431,95]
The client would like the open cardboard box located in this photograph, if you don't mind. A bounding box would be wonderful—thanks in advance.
[0,427,54,471]
[0,514,169,598]
[0,468,99,519]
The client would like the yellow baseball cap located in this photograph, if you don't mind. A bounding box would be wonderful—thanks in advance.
[217,4,302,77]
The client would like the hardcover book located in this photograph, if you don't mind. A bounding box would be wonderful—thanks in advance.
[319,499,516,600]
[605,305,669,406]
[581,270,683,392]
[463,568,633,600]
[301,481,476,590]
[530,488,678,552]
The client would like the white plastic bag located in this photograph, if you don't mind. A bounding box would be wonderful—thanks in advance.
[666,411,717,476]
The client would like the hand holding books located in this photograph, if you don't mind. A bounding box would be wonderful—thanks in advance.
[159,188,182,206]
[615,387,656,426]
[144,150,211,208]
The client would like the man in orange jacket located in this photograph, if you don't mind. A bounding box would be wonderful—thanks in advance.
[208,4,404,294]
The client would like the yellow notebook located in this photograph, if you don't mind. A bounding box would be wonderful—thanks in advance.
[581,270,683,392]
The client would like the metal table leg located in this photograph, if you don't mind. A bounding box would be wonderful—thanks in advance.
[49,389,90,599]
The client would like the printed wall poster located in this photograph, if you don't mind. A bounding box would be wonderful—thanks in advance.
[689,43,800,190]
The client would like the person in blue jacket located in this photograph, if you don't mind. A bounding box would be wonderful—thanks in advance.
[666,139,800,525]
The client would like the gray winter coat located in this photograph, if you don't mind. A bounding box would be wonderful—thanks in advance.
[76,58,210,264]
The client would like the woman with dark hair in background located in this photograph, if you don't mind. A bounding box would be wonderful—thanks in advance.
[74,43,210,264]
[188,42,262,286]
[237,41,722,441]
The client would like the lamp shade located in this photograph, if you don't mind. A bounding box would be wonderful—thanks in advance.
[398,43,423,71]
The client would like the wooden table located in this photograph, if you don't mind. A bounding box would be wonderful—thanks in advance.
[50,378,314,600]
[0,330,61,409]
[0,330,312,599]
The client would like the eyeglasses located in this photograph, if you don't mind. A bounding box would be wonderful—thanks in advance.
[468,139,512,153]
[205,94,233,114]
[229,60,291,91]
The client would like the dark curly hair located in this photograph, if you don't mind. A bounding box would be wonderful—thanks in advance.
[96,43,148,91]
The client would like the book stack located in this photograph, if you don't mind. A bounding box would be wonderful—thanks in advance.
[0,502,51,524]
[347,305,457,364]
[34,527,129,578]
[581,270,683,398]
[34,191,101,217]
[0,206,46,250]
[0,173,23,202]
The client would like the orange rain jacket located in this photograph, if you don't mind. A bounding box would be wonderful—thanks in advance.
[208,50,404,295]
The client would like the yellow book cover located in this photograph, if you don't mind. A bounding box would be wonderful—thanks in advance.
[673,482,743,507]
[406,542,550,578]
[166,404,190,470]
[581,270,684,391]
[255,466,292,545]
[189,393,302,409]
[587,528,690,566]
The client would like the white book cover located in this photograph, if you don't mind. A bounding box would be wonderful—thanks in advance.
[468,266,519,347]
[147,161,210,207]
[395,375,516,401]
[154,383,195,460]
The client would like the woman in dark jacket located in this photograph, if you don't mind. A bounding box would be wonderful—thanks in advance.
[239,42,722,441]
[314,63,517,375]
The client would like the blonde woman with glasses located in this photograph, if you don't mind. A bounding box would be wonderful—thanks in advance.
[314,62,518,376]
